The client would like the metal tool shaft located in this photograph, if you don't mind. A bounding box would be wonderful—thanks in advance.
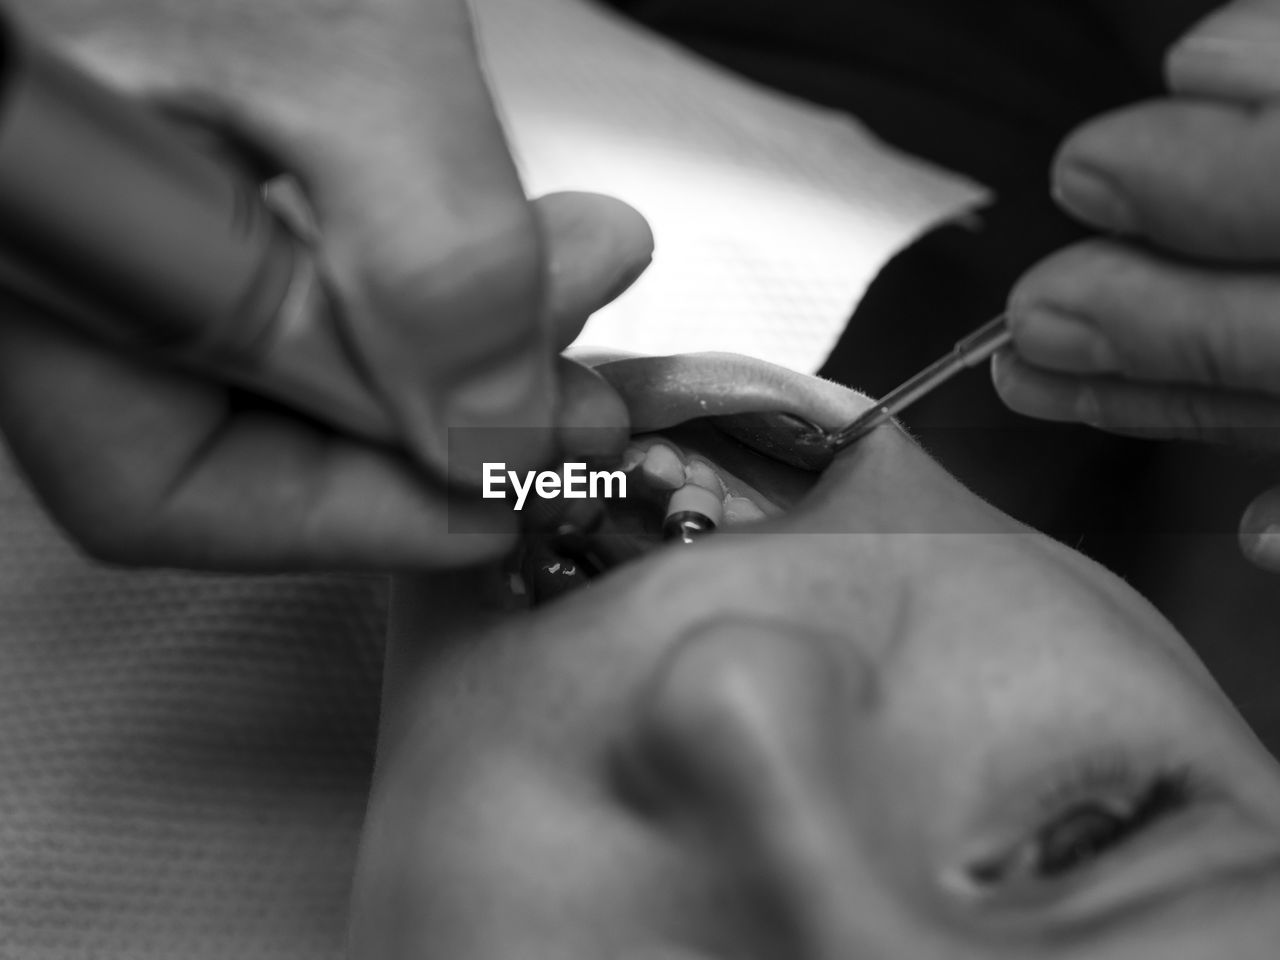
[826,314,1013,452]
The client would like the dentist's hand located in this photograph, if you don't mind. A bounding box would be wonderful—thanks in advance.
[992,0,1280,571]
[0,2,651,571]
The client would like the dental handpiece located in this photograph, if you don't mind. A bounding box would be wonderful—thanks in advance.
[0,10,394,444]
[824,313,1013,452]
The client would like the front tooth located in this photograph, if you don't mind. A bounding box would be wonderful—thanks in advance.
[724,496,767,525]
[642,443,686,490]
[619,444,647,473]
[683,457,725,497]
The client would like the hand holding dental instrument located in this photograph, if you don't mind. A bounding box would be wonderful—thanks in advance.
[0,10,397,446]
[0,9,606,556]
[822,314,1014,453]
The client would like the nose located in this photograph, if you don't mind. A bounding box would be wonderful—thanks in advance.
[624,617,901,960]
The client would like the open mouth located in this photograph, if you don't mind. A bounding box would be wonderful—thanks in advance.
[517,351,874,604]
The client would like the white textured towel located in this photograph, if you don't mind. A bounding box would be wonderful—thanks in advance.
[0,441,385,959]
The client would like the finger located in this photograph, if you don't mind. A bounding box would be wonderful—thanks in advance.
[992,349,1280,447]
[1050,98,1280,260]
[0,305,513,571]
[537,192,650,460]
[535,191,654,351]
[135,411,515,571]
[204,4,553,478]
[1239,483,1280,572]
[554,357,630,461]
[1008,240,1280,395]
[1167,1,1280,101]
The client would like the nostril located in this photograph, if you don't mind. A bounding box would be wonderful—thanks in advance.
[622,618,852,824]
[615,618,883,959]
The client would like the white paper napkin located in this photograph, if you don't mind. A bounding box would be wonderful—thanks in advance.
[472,0,990,372]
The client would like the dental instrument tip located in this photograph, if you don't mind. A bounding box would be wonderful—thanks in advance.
[825,313,1013,454]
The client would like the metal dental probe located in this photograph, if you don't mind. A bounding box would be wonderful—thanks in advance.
[823,314,1014,453]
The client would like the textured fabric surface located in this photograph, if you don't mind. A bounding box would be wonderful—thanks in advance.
[0,441,386,959]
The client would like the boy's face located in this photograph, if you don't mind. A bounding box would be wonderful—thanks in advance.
[351,355,1280,960]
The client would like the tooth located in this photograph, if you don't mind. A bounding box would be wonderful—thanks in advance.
[683,457,725,497]
[641,443,686,490]
[724,496,767,525]
[619,444,647,473]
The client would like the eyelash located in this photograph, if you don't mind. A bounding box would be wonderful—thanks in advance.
[968,762,1196,888]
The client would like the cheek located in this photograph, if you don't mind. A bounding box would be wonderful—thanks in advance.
[353,710,784,959]
[353,755,633,955]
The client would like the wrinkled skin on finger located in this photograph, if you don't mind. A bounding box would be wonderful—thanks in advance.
[350,354,1280,960]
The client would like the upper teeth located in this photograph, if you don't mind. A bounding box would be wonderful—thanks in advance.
[624,440,767,529]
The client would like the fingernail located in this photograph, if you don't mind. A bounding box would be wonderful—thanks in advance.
[1015,306,1123,374]
[1244,524,1280,572]
[641,443,686,491]
[990,349,1081,424]
[1169,10,1280,100]
[990,349,1015,394]
[1052,163,1136,234]
[1074,386,1104,428]
[620,444,647,472]
[724,496,767,526]
[606,255,653,303]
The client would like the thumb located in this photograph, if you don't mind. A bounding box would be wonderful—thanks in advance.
[238,5,554,483]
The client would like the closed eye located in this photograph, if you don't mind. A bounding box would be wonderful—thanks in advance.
[965,768,1195,890]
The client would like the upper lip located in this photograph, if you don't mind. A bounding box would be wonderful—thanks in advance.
[581,350,879,481]
[582,351,873,437]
